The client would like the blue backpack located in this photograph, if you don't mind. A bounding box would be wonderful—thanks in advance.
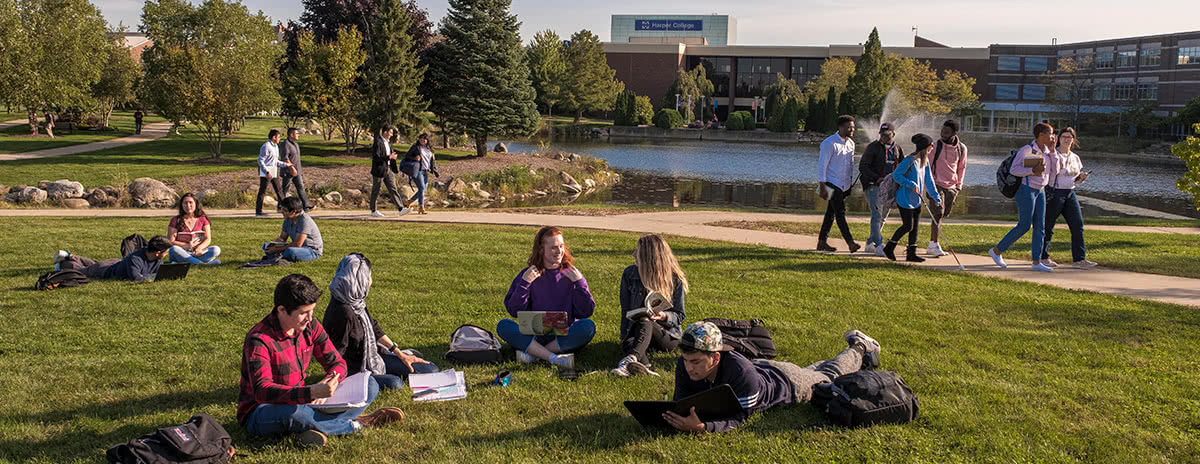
[996,149,1022,199]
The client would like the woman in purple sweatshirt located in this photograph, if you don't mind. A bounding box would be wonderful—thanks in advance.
[496,226,596,369]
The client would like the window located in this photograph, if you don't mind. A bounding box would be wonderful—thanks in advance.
[735,57,786,97]
[1180,47,1200,65]
[1112,83,1136,100]
[1140,49,1160,66]
[1117,50,1137,67]
[1096,52,1114,69]
[995,84,1019,100]
[1024,57,1048,72]
[1023,85,1046,100]
[997,56,1021,71]
[790,58,824,86]
[1138,83,1158,101]
[1093,84,1111,100]
[692,56,732,97]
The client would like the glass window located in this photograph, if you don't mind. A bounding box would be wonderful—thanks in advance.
[1138,83,1158,101]
[1140,49,1160,66]
[1095,52,1113,69]
[997,56,1021,71]
[1113,83,1136,100]
[735,57,787,97]
[1179,47,1200,65]
[1117,50,1137,67]
[1093,84,1111,101]
[1024,57,1048,72]
[790,58,824,86]
[693,56,732,97]
[1023,85,1046,100]
[995,84,1019,100]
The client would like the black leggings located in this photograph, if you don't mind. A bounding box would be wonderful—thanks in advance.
[889,207,921,246]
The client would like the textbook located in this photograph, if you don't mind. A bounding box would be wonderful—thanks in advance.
[310,372,371,413]
[624,291,673,320]
[516,311,569,336]
[410,370,467,402]
[1022,155,1045,168]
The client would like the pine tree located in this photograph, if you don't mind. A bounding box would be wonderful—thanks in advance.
[846,27,893,119]
[360,0,426,133]
[837,90,853,118]
[427,0,539,157]
[821,86,838,133]
[564,29,622,124]
[804,94,817,132]
[527,29,566,117]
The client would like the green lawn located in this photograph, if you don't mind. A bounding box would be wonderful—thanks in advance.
[710,220,1200,279]
[0,112,169,154]
[0,217,1197,463]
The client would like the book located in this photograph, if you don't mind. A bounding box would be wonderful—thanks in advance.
[410,370,467,402]
[175,230,206,243]
[516,311,570,336]
[1022,156,1045,168]
[310,372,371,413]
[624,290,673,320]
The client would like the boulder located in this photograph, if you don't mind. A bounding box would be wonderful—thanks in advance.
[559,171,578,186]
[344,189,363,200]
[469,181,483,191]
[531,189,548,197]
[86,189,118,207]
[8,185,24,193]
[99,185,121,198]
[561,183,582,194]
[128,177,178,208]
[448,178,468,194]
[62,198,90,209]
[568,153,580,162]
[440,200,451,208]
[551,152,568,161]
[475,189,492,200]
[9,187,48,204]
[497,195,506,203]
[322,191,343,204]
[432,181,448,192]
[261,195,278,209]
[46,179,85,200]
[448,192,465,201]
[494,142,507,153]
[0,185,7,197]
[38,180,51,189]
[400,184,417,200]
[195,189,219,202]
[584,179,597,189]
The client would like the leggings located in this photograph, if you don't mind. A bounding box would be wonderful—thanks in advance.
[888,207,921,246]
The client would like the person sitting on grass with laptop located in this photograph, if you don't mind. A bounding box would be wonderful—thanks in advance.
[665,322,881,433]
[239,274,405,448]
[263,197,323,262]
[53,236,172,282]
[496,226,596,370]
[613,234,688,377]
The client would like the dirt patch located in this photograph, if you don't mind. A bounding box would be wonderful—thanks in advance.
[174,157,244,166]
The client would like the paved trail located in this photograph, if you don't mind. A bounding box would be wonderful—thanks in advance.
[0,122,172,161]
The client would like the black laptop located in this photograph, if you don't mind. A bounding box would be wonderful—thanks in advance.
[155,263,191,281]
[623,384,743,429]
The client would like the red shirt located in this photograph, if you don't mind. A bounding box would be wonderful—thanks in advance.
[169,215,210,245]
[237,312,347,425]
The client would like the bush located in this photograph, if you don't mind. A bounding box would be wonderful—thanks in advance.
[726,112,743,130]
[768,98,801,133]
[653,109,683,129]
[613,90,637,126]
[634,96,654,126]
[728,111,754,131]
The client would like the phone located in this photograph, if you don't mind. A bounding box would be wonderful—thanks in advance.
[1076,170,1093,184]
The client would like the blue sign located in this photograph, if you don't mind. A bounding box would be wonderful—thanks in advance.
[635,19,703,32]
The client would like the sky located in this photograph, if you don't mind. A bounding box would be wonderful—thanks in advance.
[100,0,1200,47]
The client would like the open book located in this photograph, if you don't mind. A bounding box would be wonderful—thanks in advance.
[310,372,371,413]
[517,311,570,336]
[624,290,673,320]
[410,370,467,402]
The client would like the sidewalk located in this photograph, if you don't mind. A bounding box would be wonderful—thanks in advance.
[3,208,1198,307]
[0,119,27,130]
[0,122,172,161]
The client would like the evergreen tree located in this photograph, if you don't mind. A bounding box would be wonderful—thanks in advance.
[846,27,892,118]
[527,29,567,117]
[564,29,622,123]
[360,0,426,133]
[804,94,817,132]
[427,0,538,157]
[837,90,852,118]
[613,89,637,126]
[821,86,838,133]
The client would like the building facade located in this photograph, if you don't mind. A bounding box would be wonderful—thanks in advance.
[610,15,736,46]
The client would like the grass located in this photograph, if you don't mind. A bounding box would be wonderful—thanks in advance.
[0,112,168,154]
[1,217,1198,463]
[710,220,1200,279]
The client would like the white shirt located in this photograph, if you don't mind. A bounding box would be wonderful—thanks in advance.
[1050,151,1083,190]
[818,133,856,191]
[257,141,286,177]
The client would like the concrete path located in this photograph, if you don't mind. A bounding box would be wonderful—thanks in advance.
[0,122,172,161]
[0,119,28,130]
[3,208,1198,308]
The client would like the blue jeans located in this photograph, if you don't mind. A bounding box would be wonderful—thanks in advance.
[281,246,320,262]
[169,245,221,264]
[1043,187,1086,262]
[373,349,440,390]
[496,318,596,353]
[407,170,428,208]
[244,376,379,437]
[864,184,890,247]
[996,183,1046,260]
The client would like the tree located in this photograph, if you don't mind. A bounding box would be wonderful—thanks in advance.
[527,29,566,117]
[360,0,426,134]
[141,0,282,158]
[1044,55,1099,128]
[92,36,142,129]
[563,29,622,124]
[803,56,855,101]
[1172,123,1200,211]
[633,95,653,125]
[663,65,713,122]
[846,27,893,118]
[281,28,368,154]
[612,89,635,126]
[300,0,434,52]
[1177,97,1200,130]
[278,30,322,130]
[763,73,802,119]
[804,94,817,131]
[884,55,981,122]
[426,0,539,158]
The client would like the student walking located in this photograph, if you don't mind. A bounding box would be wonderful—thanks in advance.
[134,110,144,134]
[883,134,942,262]
[612,234,688,377]
[858,123,904,256]
[1042,127,1096,269]
[400,133,439,215]
[927,120,968,257]
[256,129,294,216]
[279,128,312,211]
[816,115,861,253]
[368,126,410,217]
[989,123,1055,272]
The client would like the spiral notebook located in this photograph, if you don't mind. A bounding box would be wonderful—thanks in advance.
[409,370,467,402]
[310,372,371,413]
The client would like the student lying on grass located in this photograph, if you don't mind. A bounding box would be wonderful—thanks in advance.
[52,236,171,282]
[263,197,323,262]
[239,274,404,448]
[665,322,881,433]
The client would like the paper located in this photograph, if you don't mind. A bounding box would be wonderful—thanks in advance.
[410,370,467,402]
[311,372,370,412]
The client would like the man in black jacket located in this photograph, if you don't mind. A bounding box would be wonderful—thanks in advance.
[858,123,904,257]
[368,126,410,217]
[280,128,312,211]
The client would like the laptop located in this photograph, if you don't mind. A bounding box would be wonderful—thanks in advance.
[155,263,191,281]
[623,384,743,429]
[516,311,569,336]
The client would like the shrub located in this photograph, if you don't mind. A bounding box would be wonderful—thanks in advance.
[613,90,636,126]
[768,98,802,133]
[653,109,683,129]
[728,111,754,131]
[726,112,743,131]
[634,96,654,126]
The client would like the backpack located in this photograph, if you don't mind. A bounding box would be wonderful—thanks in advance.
[106,413,233,464]
[810,370,920,428]
[702,317,777,359]
[996,149,1022,199]
[35,269,89,290]
[875,157,913,208]
[121,233,148,257]
[446,324,502,364]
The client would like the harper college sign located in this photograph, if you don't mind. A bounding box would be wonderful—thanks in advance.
[634,19,703,31]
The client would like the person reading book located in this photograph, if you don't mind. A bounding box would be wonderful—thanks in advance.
[263,197,323,262]
[322,253,439,390]
[613,234,688,377]
[666,322,881,433]
[53,236,172,282]
[239,274,404,448]
[167,193,221,265]
[497,226,596,369]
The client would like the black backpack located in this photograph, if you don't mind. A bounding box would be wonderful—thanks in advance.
[106,413,233,464]
[446,324,502,364]
[702,317,777,359]
[121,233,148,257]
[810,370,920,427]
[996,149,1022,199]
[35,269,89,290]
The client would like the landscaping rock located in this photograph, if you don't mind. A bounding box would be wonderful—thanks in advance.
[344,189,363,200]
[62,198,90,209]
[469,181,482,191]
[322,191,343,204]
[532,189,548,197]
[99,185,121,199]
[46,179,85,200]
[86,189,118,207]
[494,142,507,153]
[128,177,178,208]
[9,187,47,204]
[559,171,578,186]
[8,185,24,193]
[551,152,568,161]
[568,153,580,162]
[448,192,465,201]
[498,195,506,203]
[561,183,582,194]
[38,180,51,189]
[448,178,468,194]
[262,195,277,209]
[584,179,597,189]
[432,181,447,192]
[475,189,492,200]
[400,184,417,200]
[195,189,219,202]
[440,201,451,208]
[0,185,7,196]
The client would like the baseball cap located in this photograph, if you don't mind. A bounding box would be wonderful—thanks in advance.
[680,321,733,352]
[879,123,894,133]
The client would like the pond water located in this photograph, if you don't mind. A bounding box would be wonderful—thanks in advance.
[499,138,1198,218]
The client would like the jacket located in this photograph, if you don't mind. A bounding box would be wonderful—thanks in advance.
[401,143,438,177]
[237,312,347,425]
[931,139,968,190]
[281,139,302,176]
[892,156,941,209]
[322,300,387,375]
[370,135,398,178]
[672,351,794,433]
[859,140,904,187]
[618,264,686,341]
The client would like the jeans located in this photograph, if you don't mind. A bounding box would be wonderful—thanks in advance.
[819,183,855,244]
[756,345,863,403]
[244,375,379,437]
[621,319,679,365]
[282,246,320,262]
[169,245,221,264]
[495,318,596,353]
[888,207,921,247]
[864,184,891,247]
[369,171,405,212]
[373,349,440,390]
[281,174,311,209]
[256,176,283,214]
[996,183,1046,260]
[1043,187,1087,262]
[407,170,428,208]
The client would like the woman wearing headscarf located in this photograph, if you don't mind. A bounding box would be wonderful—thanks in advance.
[322,253,438,389]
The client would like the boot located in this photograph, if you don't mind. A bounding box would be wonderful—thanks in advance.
[357,408,405,428]
[846,241,861,254]
[816,241,837,252]
[906,245,926,263]
[883,241,898,261]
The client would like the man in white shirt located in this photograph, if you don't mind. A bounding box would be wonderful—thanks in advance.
[257,129,294,216]
[816,115,861,253]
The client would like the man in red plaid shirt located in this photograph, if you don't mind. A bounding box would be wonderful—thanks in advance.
[238,274,404,447]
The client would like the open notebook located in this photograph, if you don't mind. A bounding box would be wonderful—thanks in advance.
[409,370,467,402]
[310,372,371,413]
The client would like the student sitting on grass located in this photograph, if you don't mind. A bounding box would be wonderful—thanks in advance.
[323,253,439,390]
[239,274,405,448]
[53,236,172,282]
[664,322,880,433]
[263,197,323,262]
[612,234,688,377]
[167,193,221,265]
[497,226,596,370]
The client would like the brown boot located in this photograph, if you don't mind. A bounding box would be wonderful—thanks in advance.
[357,407,405,428]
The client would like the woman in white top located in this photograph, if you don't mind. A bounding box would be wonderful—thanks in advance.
[1041,127,1096,269]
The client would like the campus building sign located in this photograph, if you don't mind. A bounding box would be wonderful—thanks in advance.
[635,19,703,31]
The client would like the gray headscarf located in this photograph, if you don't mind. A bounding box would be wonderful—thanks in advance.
[329,253,385,375]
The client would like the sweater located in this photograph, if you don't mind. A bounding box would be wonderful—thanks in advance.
[892,156,942,210]
[322,300,388,375]
[931,139,968,190]
[104,248,161,282]
[618,264,686,341]
[1010,141,1053,190]
[503,267,596,325]
[672,351,794,433]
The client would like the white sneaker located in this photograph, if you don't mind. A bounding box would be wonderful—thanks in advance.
[369,210,384,217]
[927,242,949,257]
[1074,259,1098,269]
[843,329,881,369]
[52,250,69,265]
[397,207,411,217]
[863,243,876,255]
[1031,263,1054,272]
[1039,258,1058,268]
[988,248,1007,269]
[549,353,574,370]
[611,354,635,377]
[874,245,886,257]
[515,350,537,364]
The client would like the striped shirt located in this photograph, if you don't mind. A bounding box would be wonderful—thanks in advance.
[673,351,793,433]
[237,312,347,425]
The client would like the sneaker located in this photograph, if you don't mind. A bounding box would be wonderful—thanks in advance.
[1031,263,1054,272]
[863,243,876,255]
[397,207,411,217]
[1039,258,1059,268]
[206,259,221,265]
[357,407,405,428]
[611,355,635,377]
[988,248,1007,269]
[549,353,575,370]
[843,329,881,370]
[515,350,537,364]
[927,242,949,257]
[52,250,68,265]
[1074,259,1098,269]
[874,244,886,257]
[626,359,661,377]
[369,210,384,217]
[297,429,327,448]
